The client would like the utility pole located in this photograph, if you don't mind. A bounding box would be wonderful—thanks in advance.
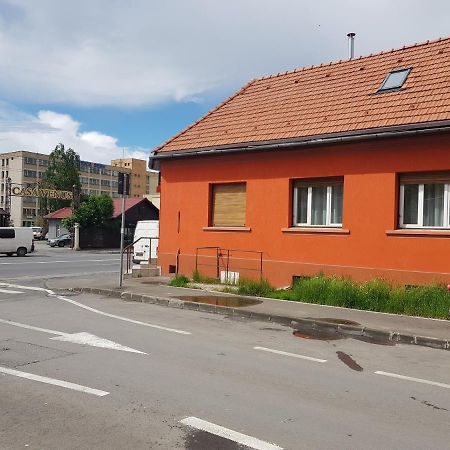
[119,179,126,287]
[118,171,129,287]
[5,177,11,226]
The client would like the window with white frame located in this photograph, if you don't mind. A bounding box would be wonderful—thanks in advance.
[293,179,343,227]
[399,174,450,228]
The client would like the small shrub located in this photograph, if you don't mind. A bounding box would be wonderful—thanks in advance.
[168,275,189,287]
[237,278,274,297]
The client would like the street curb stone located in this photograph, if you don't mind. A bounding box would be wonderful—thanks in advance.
[70,287,450,351]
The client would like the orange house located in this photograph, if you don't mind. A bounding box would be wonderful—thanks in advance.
[151,37,450,287]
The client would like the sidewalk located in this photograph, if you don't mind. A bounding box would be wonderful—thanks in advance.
[50,275,450,350]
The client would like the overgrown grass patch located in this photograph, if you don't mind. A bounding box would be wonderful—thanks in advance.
[168,275,190,287]
[192,270,219,284]
[236,278,274,297]
[235,274,450,319]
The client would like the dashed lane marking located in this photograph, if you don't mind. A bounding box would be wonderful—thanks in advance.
[0,258,119,265]
[180,417,283,450]
[375,371,450,390]
[0,366,109,396]
[254,346,327,363]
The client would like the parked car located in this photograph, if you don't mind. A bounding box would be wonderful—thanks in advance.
[0,227,34,256]
[31,227,45,240]
[48,234,72,248]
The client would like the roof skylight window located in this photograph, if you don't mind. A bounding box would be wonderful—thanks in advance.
[378,68,411,92]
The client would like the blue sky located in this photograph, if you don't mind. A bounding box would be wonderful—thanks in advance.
[22,100,218,151]
[0,0,449,163]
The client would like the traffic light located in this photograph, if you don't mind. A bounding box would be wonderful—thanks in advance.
[118,172,130,195]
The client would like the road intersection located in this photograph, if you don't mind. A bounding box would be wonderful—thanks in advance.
[1,245,450,449]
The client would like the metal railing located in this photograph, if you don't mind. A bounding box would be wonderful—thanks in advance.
[195,246,263,281]
[123,236,159,274]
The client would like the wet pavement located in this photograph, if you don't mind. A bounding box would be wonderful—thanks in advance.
[177,295,262,307]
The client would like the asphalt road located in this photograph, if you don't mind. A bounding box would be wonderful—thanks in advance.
[0,241,120,281]
[1,249,450,449]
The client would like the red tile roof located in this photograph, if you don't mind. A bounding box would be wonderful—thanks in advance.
[44,207,72,220]
[44,198,149,220]
[155,37,450,154]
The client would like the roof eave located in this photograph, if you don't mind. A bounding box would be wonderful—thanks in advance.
[150,120,450,165]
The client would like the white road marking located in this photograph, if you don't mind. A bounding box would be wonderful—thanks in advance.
[0,318,146,354]
[0,288,24,294]
[0,283,191,335]
[0,366,109,396]
[375,371,450,390]
[180,417,283,450]
[254,346,327,363]
[0,258,119,265]
[52,295,192,335]
[51,332,146,354]
[0,318,62,335]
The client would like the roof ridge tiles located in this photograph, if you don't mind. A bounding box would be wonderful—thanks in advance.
[154,36,450,155]
[251,35,450,82]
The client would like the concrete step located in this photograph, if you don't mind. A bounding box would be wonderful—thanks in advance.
[139,260,158,269]
[132,266,160,278]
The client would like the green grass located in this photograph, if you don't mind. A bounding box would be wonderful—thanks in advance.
[238,274,450,319]
[192,269,219,284]
[168,275,190,287]
[236,278,275,297]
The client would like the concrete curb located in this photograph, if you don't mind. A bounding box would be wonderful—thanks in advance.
[71,287,450,351]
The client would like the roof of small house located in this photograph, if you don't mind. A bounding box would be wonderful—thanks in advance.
[43,207,72,220]
[43,198,153,220]
[155,37,450,155]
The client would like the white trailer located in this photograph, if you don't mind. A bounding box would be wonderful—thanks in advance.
[0,227,34,256]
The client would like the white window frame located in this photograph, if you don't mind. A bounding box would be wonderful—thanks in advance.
[293,183,343,227]
[399,183,450,229]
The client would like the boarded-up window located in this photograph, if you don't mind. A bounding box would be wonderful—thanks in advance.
[211,183,246,227]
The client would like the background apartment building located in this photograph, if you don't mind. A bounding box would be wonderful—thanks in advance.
[0,151,150,227]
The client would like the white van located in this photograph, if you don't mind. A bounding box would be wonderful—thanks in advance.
[132,220,159,263]
[0,227,34,257]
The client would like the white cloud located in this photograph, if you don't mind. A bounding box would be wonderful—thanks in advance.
[0,104,148,163]
[0,0,448,107]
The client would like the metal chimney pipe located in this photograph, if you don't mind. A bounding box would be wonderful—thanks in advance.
[347,32,355,59]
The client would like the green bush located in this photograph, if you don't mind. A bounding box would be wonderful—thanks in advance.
[168,275,189,287]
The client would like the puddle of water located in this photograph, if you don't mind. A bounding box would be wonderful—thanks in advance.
[177,295,262,307]
[293,329,341,341]
[305,317,360,326]
[336,351,363,371]
[353,334,394,346]
[293,328,394,346]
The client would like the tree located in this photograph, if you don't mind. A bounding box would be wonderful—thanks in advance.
[44,143,81,211]
[62,195,114,229]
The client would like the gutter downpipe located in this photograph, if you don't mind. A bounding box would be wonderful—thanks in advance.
[150,124,450,164]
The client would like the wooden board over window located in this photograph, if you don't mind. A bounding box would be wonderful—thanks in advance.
[400,171,450,184]
[211,183,246,227]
